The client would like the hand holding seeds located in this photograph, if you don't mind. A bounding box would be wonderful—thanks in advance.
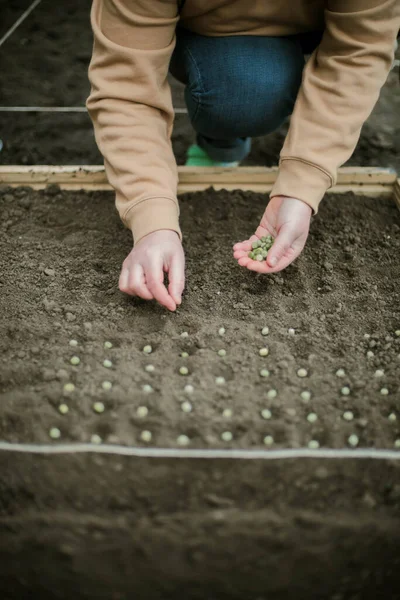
[232,196,312,273]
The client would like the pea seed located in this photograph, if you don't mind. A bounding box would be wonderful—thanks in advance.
[145,364,155,373]
[218,327,226,336]
[395,330,400,337]
[90,434,102,445]
[143,345,152,354]
[140,430,152,443]
[341,386,351,396]
[215,376,226,385]
[348,434,359,447]
[69,339,78,347]
[307,413,318,423]
[93,402,105,414]
[259,347,269,357]
[101,381,112,391]
[218,349,226,357]
[380,387,389,395]
[374,369,384,377]
[335,368,345,377]
[104,341,113,349]
[366,351,374,358]
[394,439,400,448]
[142,384,153,393]
[248,252,255,260]
[261,409,272,420]
[181,401,192,413]
[343,411,354,421]
[388,413,397,422]
[255,255,263,262]
[221,431,233,442]
[308,440,320,449]
[288,328,295,335]
[181,331,189,338]
[261,327,269,336]
[58,403,69,415]
[70,356,80,366]
[136,406,149,418]
[297,368,308,378]
[181,352,189,358]
[49,427,61,440]
[177,434,190,446]
[103,359,112,368]
[260,369,270,378]
[300,391,311,402]
[263,435,274,446]
[266,389,277,400]
[222,408,233,418]
[179,366,189,376]
[184,384,194,394]
[63,382,75,393]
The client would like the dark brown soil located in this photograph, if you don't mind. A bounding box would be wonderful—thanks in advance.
[0,0,399,171]
[0,186,399,450]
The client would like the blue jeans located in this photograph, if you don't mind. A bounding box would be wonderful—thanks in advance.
[169,28,323,162]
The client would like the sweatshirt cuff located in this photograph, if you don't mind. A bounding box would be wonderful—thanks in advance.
[270,158,333,215]
[122,197,182,245]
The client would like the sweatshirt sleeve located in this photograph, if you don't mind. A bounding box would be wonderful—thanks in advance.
[270,0,400,214]
[86,0,181,245]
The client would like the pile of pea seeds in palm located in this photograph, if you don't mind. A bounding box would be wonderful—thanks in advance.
[248,235,274,261]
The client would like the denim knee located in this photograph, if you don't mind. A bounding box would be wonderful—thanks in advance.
[171,30,305,140]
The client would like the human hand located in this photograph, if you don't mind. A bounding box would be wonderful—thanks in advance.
[119,229,185,311]
[232,196,312,273]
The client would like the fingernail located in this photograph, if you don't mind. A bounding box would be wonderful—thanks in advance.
[270,257,278,267]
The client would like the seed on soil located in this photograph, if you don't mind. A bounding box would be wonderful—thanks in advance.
[335,369,346,377]
[297,368,308,378]
[63,382,75,393]
[221,431,233,442]
[179,366,189,376]
[177,434,190,446]
[90,434,102,444]
[142,384,153,393]
[366,351,374,358]
[266,389,277,400]
[374,369,384,377]
[218,349,227,357]
[215,376,226,385]
[70,356,80,366]
[343,411,354,421]
[144,364,155,373]
[395,330,400,337]
[300,391,311,402]
[104,341,113,349]
[58,403,69,415]
[69,339,78,347]
[136,406,149,418]
[261,409,272,420]
[395,439,400,448]
[308,440,320,449]
[260,369,270,378]
[180,331,189,338]
[261,327,269,336]
[218,327,226,336]
[101,381,112,391]
[380,387,389,395]
[103,359,112,368]
[140,430,152,443]
[307,413,318,423]
[288,328,295,335]
[181,401,193,413]
[143,345,152,354]
[263,435,274,446]
[341,386,351,396]
[181,352,189,358]
[388,413,397,422]
[259,347,269,357]
[49,427,61,439]
[184,384,194,394]
[348,434,359,447]
[222,408,233,418]
[93,402,105,414]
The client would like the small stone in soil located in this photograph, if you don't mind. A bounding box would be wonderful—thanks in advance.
[180,331,189,338]
[374,369,384,377]
[288,328,295,335]
[44,268,55,277]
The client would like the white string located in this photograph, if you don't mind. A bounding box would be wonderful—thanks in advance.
[0,106,188,114]
[0,0,43,48]
[0,442,399,461]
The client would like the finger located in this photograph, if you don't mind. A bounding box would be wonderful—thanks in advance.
[146,261,177,312]
[233,248,251,260]
[128,263,154,300]
[167,253,185,305]
[232,234,258,251]
[119,266,130,294]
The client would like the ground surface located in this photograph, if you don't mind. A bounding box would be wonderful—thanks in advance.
[0,186,399,450]
[0,0,399,171]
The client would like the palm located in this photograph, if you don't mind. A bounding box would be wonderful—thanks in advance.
[232,196,312,273]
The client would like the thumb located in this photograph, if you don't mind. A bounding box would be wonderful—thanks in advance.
[168,251,185,304]
[267,225,296,268]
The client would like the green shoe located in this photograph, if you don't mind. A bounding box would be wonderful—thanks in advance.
[185,144,239,167]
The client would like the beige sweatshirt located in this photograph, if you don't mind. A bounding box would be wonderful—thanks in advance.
[87,0,399,245]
